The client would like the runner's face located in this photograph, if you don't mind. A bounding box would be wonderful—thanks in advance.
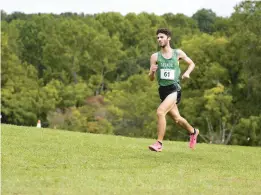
[157,33,170,48]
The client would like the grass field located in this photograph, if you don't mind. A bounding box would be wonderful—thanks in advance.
[2,124,261,195]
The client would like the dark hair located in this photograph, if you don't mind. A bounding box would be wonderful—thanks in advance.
[156,28,171,37]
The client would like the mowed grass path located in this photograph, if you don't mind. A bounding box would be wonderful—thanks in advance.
[2,124,261,195]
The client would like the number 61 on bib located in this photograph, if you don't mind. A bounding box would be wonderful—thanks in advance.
[160,69,175,80]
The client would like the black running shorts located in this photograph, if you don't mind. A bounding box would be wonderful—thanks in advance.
[158,84,181,104]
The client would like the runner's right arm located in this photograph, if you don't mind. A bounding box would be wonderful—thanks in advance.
[149,53,158,81]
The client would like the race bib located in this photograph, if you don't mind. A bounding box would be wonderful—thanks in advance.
[160,69,175,80]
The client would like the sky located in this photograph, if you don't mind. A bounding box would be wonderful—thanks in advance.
[1,0,243,17]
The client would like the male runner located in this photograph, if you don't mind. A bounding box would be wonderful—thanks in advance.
[148,28,199,152]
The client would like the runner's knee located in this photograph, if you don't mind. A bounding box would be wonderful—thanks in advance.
[157,108,166,117]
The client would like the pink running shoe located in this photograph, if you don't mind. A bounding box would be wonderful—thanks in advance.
[149,141,162,152]
[189,129,199,149]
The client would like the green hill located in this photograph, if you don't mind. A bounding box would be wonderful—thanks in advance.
[2,124,261,195]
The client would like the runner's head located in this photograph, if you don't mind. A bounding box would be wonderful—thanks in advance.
[156,28,171,48]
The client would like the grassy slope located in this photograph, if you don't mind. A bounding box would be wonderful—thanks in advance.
[2,124,261,195]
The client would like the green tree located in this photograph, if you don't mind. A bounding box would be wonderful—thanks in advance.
[192,9,217,34]
[1,32,40,125]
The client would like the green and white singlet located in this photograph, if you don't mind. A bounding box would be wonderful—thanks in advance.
[156,49,181,89]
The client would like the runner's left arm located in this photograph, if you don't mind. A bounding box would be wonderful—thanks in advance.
[177,49,195,79]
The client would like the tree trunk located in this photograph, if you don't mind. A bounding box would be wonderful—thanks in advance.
[72,56,78,84]
[221,120,226,144]
[96,65,105,95]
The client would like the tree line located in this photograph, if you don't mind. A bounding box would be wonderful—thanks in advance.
[1,1,261,146]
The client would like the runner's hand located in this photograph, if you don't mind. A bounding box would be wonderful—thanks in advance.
[150,65,158,72]
[182,72,190,79]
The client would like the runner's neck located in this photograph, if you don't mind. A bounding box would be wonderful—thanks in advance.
[160,46,172,54]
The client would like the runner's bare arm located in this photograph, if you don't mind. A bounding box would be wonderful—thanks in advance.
[149,53,158,81]
[177,49,195,79]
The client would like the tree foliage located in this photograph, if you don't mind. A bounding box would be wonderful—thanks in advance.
[1,1,261,146]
